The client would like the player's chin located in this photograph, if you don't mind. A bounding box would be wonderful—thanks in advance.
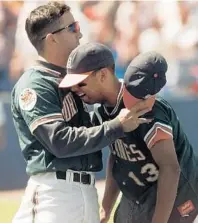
[80,94,98,104]
[71,42,80,51]
[82,99,93,105]
[81,97,94,105]
[76,40,80,46]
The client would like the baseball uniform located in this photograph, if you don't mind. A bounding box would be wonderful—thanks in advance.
[11,60,124,223]
[92,52,198,223]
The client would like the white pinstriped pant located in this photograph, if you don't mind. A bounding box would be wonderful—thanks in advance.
[194,216,198,222]
[12,171,100,223]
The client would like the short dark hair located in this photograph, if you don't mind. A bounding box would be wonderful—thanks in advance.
[25,1,70,52]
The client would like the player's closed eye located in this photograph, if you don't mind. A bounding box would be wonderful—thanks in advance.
[78,82,87,88]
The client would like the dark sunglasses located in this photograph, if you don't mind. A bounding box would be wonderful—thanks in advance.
[41,21,80,40]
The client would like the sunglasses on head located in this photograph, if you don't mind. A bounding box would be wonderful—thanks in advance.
[41,21,80,40]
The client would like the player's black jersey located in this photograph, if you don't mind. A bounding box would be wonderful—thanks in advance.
[94,98,159,200]
[92,84,198,201]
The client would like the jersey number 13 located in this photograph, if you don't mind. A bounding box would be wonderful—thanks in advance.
[128,163,159,186]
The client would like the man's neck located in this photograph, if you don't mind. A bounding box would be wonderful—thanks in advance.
[38,55,67,68]
[104,80,122,107]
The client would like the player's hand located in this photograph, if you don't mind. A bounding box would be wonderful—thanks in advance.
[100,207,110,223]
[117,99,152,132]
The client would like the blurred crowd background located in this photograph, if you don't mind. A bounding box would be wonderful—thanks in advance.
[0,1,198,188]
[1,1,198,92]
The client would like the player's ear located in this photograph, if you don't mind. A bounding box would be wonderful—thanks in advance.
[98,68,108,83]
[45,33,58,45]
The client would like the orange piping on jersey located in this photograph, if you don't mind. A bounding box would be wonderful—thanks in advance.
[30,114,64,133]
[144,122,173,149]
[148,128,173,149]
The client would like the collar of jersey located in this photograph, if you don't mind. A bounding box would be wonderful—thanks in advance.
[32,60,67,77]
[103,80,124,116]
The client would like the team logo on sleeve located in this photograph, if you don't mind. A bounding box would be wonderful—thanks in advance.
[19,88,37,111]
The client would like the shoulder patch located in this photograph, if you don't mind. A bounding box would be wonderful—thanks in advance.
[19,88,37,111]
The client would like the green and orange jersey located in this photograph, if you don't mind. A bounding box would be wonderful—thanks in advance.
[12,61,124,176]
[93,88,198,201]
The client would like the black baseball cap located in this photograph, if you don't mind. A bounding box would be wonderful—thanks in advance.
[59,42,115,88]
[123,51,168,109]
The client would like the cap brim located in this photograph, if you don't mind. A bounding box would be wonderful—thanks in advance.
[59,74,89,88]
[123,86,155,109]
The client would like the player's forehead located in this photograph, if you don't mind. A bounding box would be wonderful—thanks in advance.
[60,11,75,27]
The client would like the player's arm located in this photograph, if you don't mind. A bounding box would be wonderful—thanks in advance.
[151,138,180,223]
[35,101,150,158]
[100,153,120,223]
[138,103,181,223]
[16,76,151,158]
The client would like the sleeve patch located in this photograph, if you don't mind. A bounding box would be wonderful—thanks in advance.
[19,88,37,111]
[30,113,64,133]
[144,122,173,149]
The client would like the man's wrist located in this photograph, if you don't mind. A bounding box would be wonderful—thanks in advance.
[101,201,113,216]
[104,117,125,141]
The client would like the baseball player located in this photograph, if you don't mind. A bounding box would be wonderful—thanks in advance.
[60,42,198,223]
[11,2,151,223]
